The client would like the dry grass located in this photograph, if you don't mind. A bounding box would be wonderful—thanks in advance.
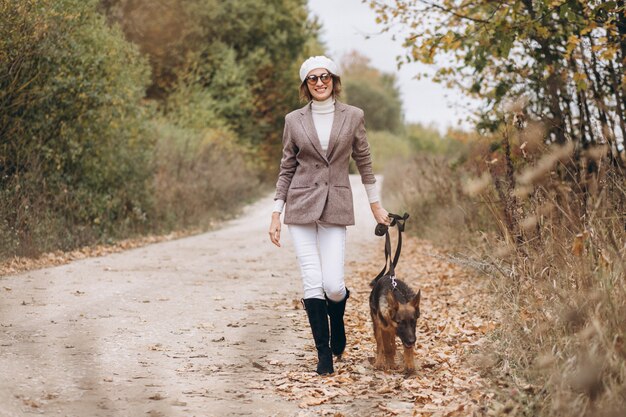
[382,153,493,249]
[482,158,626,417]
[383,126,626,416]
[151,122,264,231]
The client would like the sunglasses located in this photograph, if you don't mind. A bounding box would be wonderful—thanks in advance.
[305,73,333,85]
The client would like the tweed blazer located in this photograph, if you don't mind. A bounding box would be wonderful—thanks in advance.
[274,101,376,226]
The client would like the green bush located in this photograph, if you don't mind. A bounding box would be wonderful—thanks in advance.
[342,52,404,134]
[366,130,412,173]
[152,121,262,230]
[152,69,264,230]
[0,0,153,257]
[405,124,465,155]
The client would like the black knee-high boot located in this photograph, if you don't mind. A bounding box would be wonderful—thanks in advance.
[302,298,334,375]
[326,288,350,357]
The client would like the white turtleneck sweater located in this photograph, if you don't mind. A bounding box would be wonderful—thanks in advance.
[273,98,379,213]
[311,97,335,151]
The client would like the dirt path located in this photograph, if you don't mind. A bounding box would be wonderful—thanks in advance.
[0,176,494,417]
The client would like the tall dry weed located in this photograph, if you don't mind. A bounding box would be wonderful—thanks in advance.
[384,121,625,416]
[382,153,494,250]
[467,132,625,416]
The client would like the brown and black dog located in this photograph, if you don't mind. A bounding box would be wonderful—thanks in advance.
[369,275,421,373]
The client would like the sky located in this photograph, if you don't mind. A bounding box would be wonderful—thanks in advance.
[307,0,476,131]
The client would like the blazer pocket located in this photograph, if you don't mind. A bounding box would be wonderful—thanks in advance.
[333,185,350,189]
[290,185,311,190]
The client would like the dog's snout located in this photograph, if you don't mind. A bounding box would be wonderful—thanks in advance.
[402,332,416,344]
[397,326,416,347]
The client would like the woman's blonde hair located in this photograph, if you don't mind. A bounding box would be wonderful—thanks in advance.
[299,74,342,103]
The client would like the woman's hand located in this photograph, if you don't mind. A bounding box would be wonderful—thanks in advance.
[269,212,282,247]
[370,201,390,226]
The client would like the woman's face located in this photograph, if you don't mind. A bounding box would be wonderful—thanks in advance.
[306,68,334,101]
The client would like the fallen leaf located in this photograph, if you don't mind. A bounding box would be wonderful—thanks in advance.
[298,397,327,408]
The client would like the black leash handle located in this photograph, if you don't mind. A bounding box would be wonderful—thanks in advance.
[371,212,409,285]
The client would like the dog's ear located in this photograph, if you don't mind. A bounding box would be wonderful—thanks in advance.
[386,291,399,311]
[411,289,421,309]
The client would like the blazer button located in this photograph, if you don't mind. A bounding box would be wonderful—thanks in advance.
[324,182,328,185]
[315,182,318,186]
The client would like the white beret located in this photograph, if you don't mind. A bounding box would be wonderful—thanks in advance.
[299,55,340,82]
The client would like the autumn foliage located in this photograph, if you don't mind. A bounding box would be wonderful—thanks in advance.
[371,1,626,415]
[368,0,626,163]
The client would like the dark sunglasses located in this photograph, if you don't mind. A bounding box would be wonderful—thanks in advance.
[305,73,333,85]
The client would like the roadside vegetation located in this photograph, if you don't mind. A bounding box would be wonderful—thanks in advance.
[0,0,317,259]
[371,1,626,415]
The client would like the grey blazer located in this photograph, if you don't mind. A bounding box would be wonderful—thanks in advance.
[274,101,376,226]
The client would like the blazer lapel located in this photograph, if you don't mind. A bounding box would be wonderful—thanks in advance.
[299,103,327,161]
[325,101,347,159]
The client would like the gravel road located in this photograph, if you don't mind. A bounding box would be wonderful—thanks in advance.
[0,175,380,417]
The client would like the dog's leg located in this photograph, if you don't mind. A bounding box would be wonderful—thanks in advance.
[372,316,386,370]
[402,345,415,374]
[382,329,396,370]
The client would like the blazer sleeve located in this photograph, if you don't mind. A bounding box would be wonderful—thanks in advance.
[274,116,298,201]
[351,109,376,185]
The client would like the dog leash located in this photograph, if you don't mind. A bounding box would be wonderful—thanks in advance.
[386,229,398,289]
[373,212,409,287]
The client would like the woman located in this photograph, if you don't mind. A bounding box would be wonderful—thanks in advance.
[269,55,390,375]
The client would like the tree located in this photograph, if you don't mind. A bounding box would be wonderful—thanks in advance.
[101,0,319,169]
[341,51,404,133]
[0,0,153,255]
[367,0,626,165]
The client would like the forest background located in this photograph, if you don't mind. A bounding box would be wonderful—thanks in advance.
[1,0,625,416]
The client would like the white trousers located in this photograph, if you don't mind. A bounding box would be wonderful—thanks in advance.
[288,222,347,302]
